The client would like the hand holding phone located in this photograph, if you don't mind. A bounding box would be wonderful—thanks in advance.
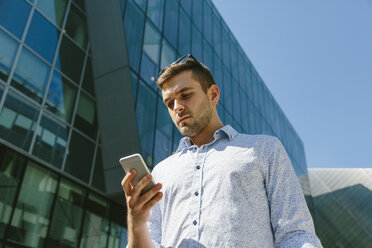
[119,153,156,194]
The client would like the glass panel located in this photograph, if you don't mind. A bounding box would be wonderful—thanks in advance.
[25,11,60,63]
[203,1,212,44]
[65,3,88,50]
[124,1,145,73]
[11,48,50,103]
[64,130,95,183]
[0,90,39,150]
[140,52,158,89]
[107,204,127,248]
[212,9,222,56]
[178,8,191,56]
[222,68,233,115]
[45,179,85,248]
[0,84,4,99]
[36,0,68,28]
[179,0,192,14]
[74,92,98,139]
[142,21,161,64]
[160,39,176,71]
[163,0,178,45]
[191,25,202,61]
[146,0,164,31]
[45,70,77,123]
[130,71,138,106]
[0,29,18,82]
[32,112,69,169]
[92,147,105,192]
[56,35,85,84]
[0,0,31,39]
[136,80,156,168]
[72,0,85,12]
[203,40,213,71]
[7,162,58,248]
[230,40,239,81]
[0,147,25,238]
[192,0,203,32]
[82,57,95,96]
[153,97,172,165]
[221,24,231,71]
[79,193,109,248]
[232,81,241,124]
[133,0,146,12]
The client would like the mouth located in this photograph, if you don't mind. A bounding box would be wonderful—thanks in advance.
[178,115,191,125]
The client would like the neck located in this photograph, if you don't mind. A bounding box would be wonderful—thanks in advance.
[190,118,224,147]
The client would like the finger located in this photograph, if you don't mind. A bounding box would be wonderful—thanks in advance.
[131,173,153,197]
[137,183,162,206]
[122,169,136,196]
[143,191,163,210]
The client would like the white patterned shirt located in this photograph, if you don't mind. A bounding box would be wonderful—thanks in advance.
[148,125,322,247]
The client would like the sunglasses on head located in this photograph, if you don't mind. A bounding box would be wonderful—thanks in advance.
[158,54,203,77]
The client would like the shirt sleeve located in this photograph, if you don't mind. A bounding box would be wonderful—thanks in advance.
[265,137,323,248]
[146,191,162,247]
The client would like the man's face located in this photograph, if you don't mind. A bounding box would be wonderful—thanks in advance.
[161,70,213,137]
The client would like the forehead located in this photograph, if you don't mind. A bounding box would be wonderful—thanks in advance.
[161,71,201,98]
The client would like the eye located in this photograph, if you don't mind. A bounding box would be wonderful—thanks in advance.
[182,93,191,99]
[167,101,174,109]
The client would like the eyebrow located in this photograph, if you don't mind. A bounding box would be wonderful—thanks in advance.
[163,87,193,104]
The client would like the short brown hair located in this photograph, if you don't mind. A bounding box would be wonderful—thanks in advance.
[156,59,216,93]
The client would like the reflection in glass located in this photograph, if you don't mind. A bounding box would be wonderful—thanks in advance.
[25,11,59,63]
[56,35,85,83]
[74,92,98,139]
[160,40,176,71]
[146,0,164,31]
[45,179,85,248]
[0,29,18,82]
[7,162,57,247]
[0,0,31,39]
[82,57,95,96]
[0,147,25,238]
[36,0,68,28]
[136,80,156,167]
[0,90,39,150]
[46,71,77,123]
[65,4,88,49]
[178,9,191,56]
[163,0,178,45]
[11,48,50,103]
[124,1,145,72]
[32,113,69,169]
[80,193,109,248]
[64,130,95,182]
[92,147,105,192]
[153,97,172,165]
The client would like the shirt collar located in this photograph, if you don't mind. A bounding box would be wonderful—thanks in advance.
[175,125,238,153]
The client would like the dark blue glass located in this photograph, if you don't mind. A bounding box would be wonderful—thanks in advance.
[203,40,213,71]
[133,0,147,12]
[179,0,192,15]
[163,0,178,46]
[153,97,172,165]
[32,113,69,168]
[36,0,68,28]
[212,8,222,57]
[46,71,77,123]
[230,40,239,81]
[221,24,231,71]
[55,35,85,83]
[178,8,191,56]
[192,0,203,32]
[0,29,18,82]
[203,1,212,44]
[232,81,242,124]
[136,80,156,167]
[11,48,50,103]
[191,25,203,61]
[140,52,158,89]
[124,0,145,73]
[222,68,233,115]
[147,0,164,31]
[0,0,31,39]
[25,11,59,63]
[0,90,39,150]
[160,39,176,71]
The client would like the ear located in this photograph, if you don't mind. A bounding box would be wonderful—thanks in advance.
[208,84,220,106]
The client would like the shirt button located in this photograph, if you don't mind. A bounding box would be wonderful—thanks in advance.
[196,165,201,170]
[193,220,197,225]
[194,191,199,196]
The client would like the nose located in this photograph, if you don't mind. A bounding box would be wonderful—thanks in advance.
[174,100,184,114]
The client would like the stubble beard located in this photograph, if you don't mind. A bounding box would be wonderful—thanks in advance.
[177,98,213,138]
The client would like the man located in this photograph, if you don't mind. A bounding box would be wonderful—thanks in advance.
[122,54,322,247]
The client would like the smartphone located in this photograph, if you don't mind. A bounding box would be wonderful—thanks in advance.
[119,153,155,194]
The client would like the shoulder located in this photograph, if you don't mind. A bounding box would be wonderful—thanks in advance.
[233,132,281,149]
[151,152,181,179]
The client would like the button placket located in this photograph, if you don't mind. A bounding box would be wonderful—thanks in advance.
[190,148,204,238]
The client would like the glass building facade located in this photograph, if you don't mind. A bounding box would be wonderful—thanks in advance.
[309,169,372,248]
[0,0,313,247]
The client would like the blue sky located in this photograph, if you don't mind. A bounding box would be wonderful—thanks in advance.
[213,0,372,168]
